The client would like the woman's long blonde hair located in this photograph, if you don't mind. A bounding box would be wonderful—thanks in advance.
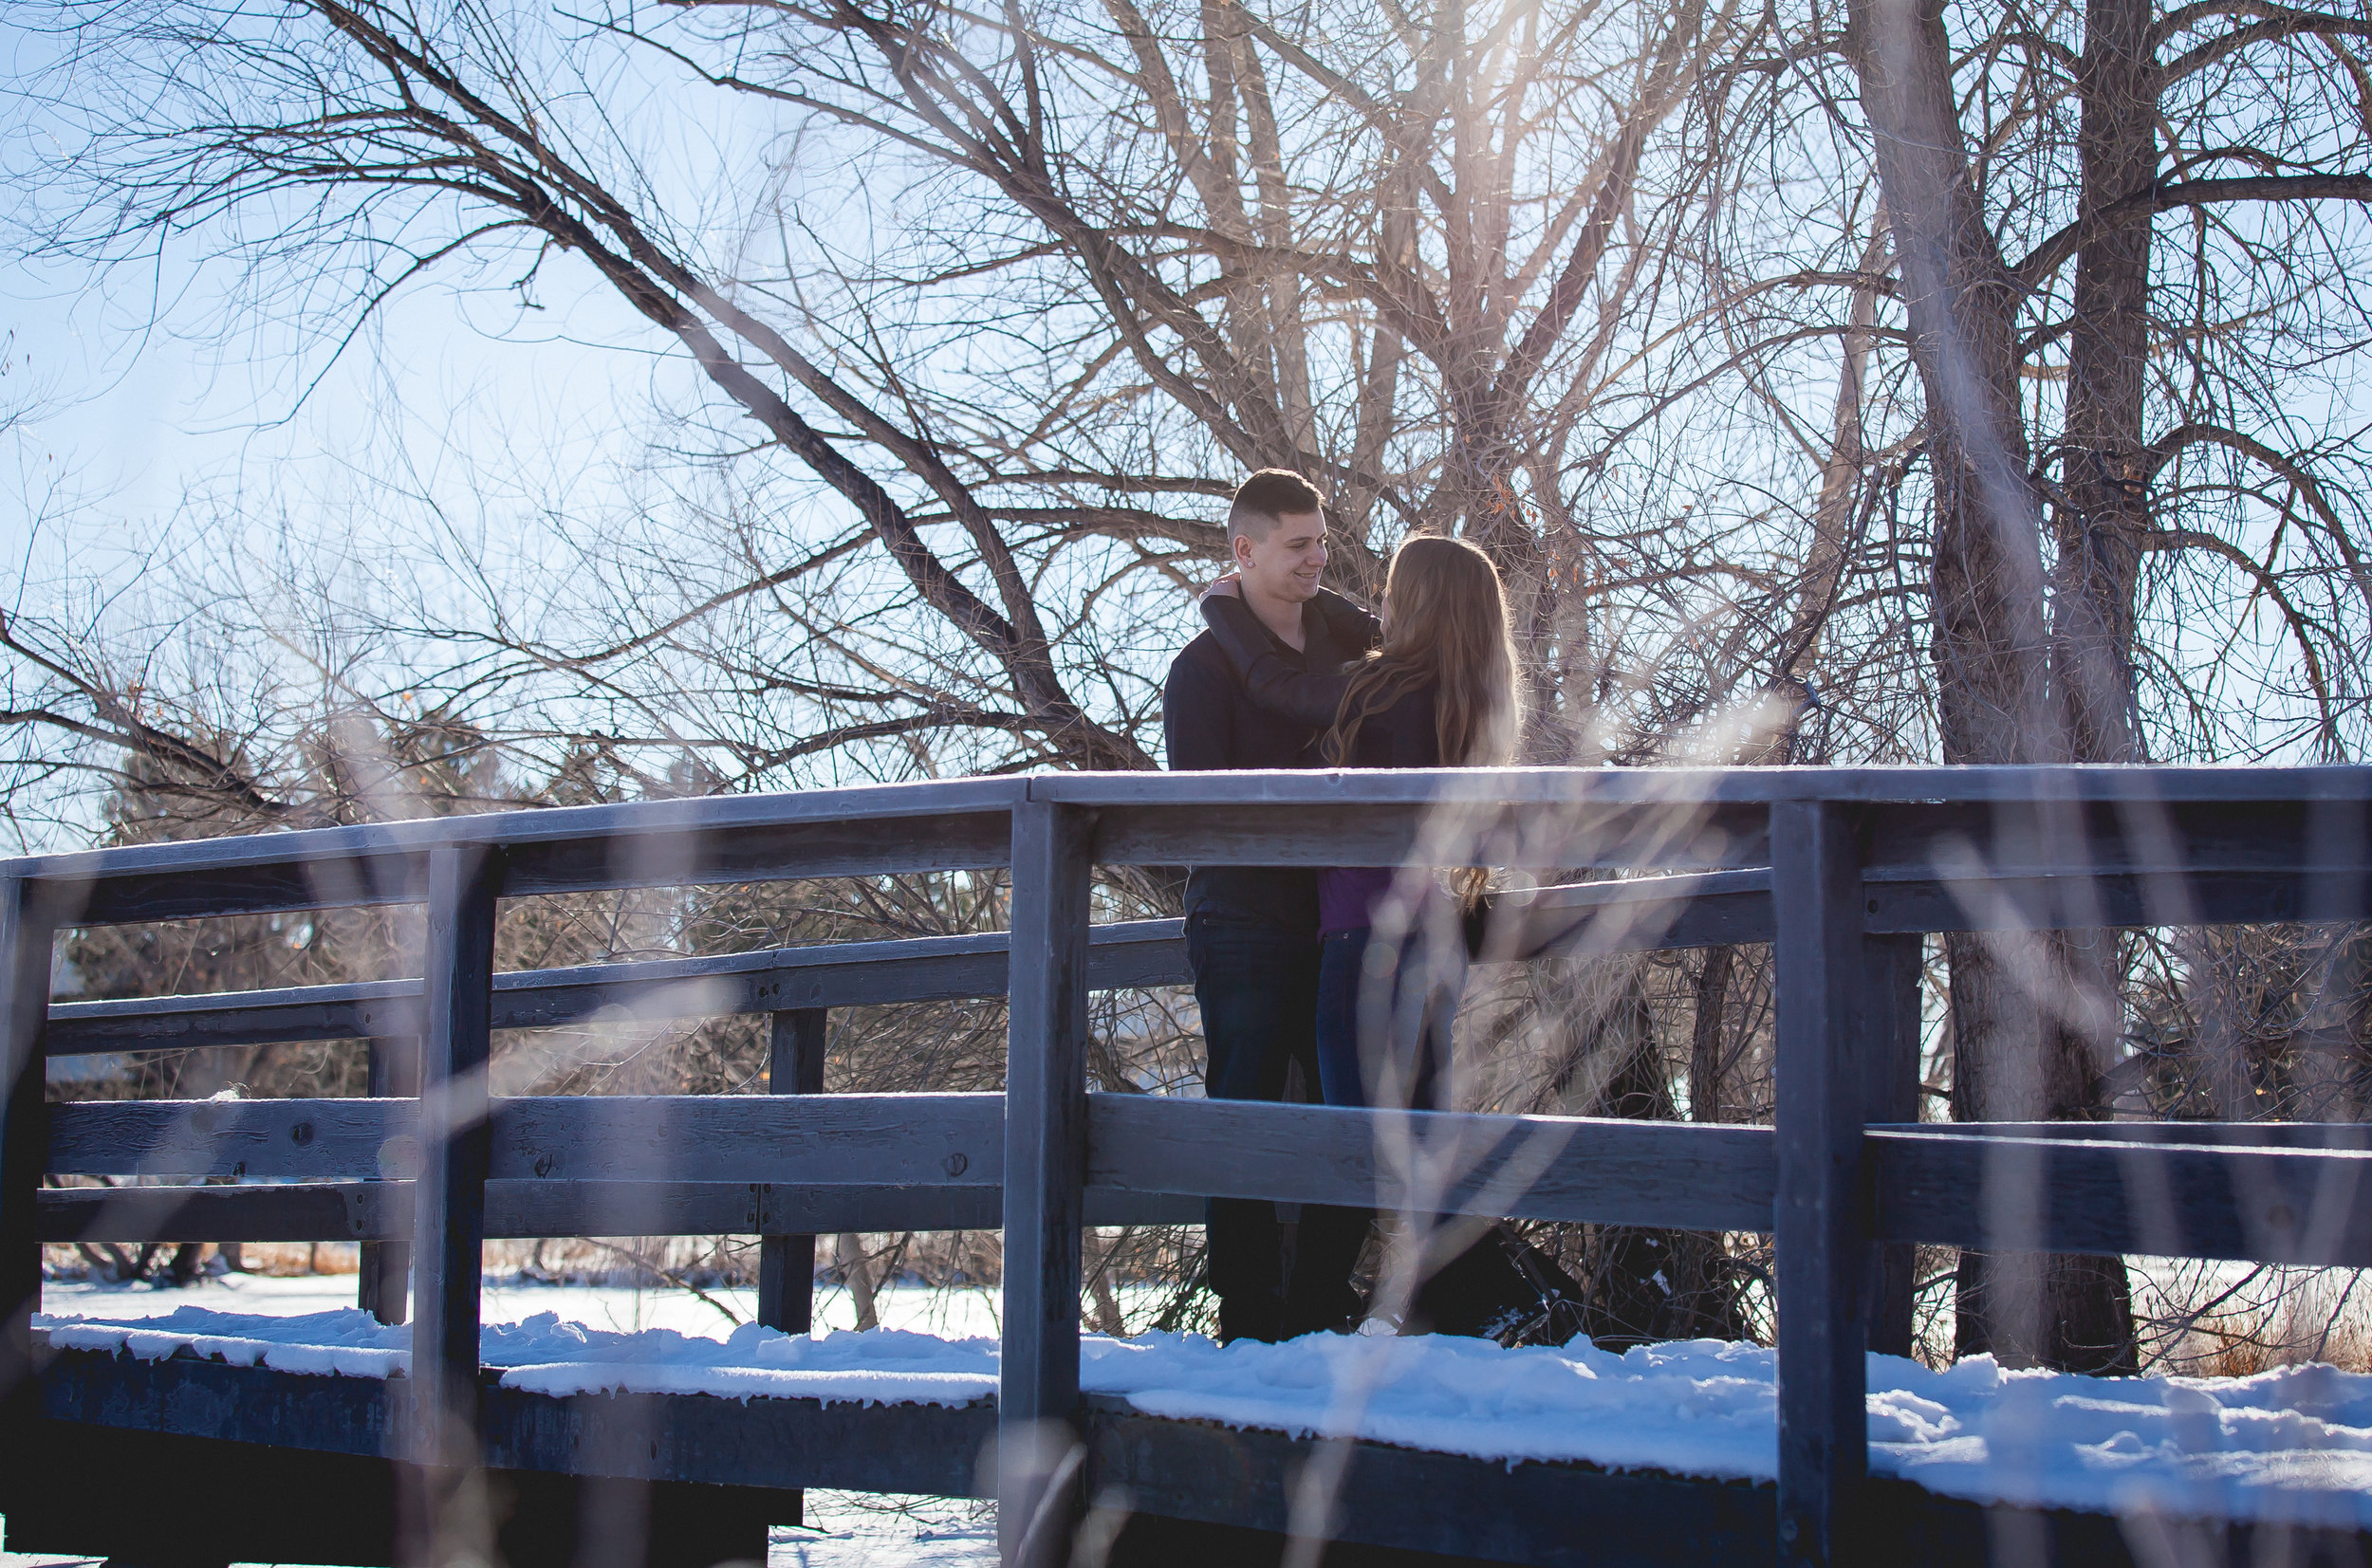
[1323,535,1522,769]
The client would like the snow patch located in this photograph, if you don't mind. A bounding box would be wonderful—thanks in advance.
[36,1306,2372,1527]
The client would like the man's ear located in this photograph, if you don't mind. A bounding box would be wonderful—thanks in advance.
[1230,531,1256,569]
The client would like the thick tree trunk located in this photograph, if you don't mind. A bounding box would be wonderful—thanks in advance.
[1848,0,2136,1373]
[2057,0,2158,766]
[1688,945,1735,1126]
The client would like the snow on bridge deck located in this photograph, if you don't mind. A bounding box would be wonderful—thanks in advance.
[35,1301,2372,1533]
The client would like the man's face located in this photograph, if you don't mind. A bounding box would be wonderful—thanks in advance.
[1232,510,1327,603]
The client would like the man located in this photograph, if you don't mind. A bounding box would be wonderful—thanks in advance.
[1164,470,1379,1342]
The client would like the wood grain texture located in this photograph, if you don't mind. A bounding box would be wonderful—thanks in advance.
[1087,1093,1778,1231]
[758,1008,827,1339]
[40,1181,396,1242]
[999,797,1094,1568]
[49,811,1014,930]
[358,1036,417,1326]
[1871,1131,2372,1265]
[35,1180,1197,1244]
[1089,799,1771,872]
[55,1091,2372,1264]
[1861,934,1923,1359]
[2,874,56,1430]
[47,981,423,1056]
[17,780,1021,926]
[412,842,502,1472]
[1865,868,2370,935]
[1033,763,2372,807]
[1872,1120,2372,1147]
[20,766,2372,930]
[45,920,1189,1058]
[1864,794,2372,873]
[47,1093,1009,1185]
[490,1094,1006,1187]
[1771,802,1872,1568]
[1500,868,1777,956]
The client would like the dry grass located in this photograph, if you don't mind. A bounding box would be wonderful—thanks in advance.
[2132,1261,2372,1377]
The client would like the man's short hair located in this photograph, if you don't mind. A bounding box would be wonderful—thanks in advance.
[1227,470,1326,542]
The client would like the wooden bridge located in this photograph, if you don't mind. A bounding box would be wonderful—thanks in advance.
[5,766,2371,1568]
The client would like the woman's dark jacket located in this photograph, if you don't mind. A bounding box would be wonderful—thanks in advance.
[1201,591,1498,950]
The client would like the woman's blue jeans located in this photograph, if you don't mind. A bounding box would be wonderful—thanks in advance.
[1315,926,1460,1113]
[1294,923,1466,1334]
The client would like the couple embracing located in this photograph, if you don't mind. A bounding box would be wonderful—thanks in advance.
[1164,469,1522,1344]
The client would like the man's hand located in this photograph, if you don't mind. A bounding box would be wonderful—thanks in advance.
[1201,572,1243,602]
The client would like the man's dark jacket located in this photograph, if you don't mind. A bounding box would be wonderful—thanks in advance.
[1161,588,1379,930]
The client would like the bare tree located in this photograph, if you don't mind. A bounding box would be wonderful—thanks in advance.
[11,0,2372,1372]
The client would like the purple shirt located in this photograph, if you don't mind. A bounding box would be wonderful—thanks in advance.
[1318,866,1395,936]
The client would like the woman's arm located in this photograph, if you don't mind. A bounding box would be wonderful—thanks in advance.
[1198,593,1353,727]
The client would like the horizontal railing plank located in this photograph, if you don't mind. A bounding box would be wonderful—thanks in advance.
[1085,1095,1779,1232]
[1087,799,1773,873]
[25,781,1025,927]
[1497,869,1776,954]
[1031,765,2372,809]
[46,920,1192,1057]
[1872,1120,2372,1148]
[1870,1129,2372,1265]
[53,857,2368,1065]
[58,1091,2372,1265]
[42,1181,389,1242]
[23,766,2370,934]
[46,1094,1008,1186]
[37,1180,1197,1242]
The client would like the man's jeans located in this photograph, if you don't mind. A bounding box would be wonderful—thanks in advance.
[1187,912,1362,1340]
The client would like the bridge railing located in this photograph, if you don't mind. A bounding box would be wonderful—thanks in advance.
[7,766,2371,1568]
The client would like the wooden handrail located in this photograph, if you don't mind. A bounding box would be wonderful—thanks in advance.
[42,919,1194,1057]
[9,764,2372,1568]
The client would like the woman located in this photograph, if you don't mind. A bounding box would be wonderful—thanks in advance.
[1202,535,1523,1332]
[1204,533,1520,1107]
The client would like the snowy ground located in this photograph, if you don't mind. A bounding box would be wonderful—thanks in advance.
[33,1279,2372,1533]
[38,1271,1008,1340]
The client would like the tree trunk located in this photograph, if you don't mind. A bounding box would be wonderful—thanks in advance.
[838,1233,880,1332]
[2056,0,2158,766]
[1848,0,2135,1372]
[1688,945,1735,1126]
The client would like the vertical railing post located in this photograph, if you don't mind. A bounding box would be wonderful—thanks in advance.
[0,874,57,1435]
[361,1034,420,1326]
[758,1005,827,1535]
[1772,799,1870,1568]
[757,1007,827,1334]
[406,842,504,1562]
[1860,934,1923,1358]
[997,796,1094,1568]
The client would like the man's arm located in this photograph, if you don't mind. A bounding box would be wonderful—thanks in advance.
[1163,643,1235,770]
[1201,596,1351,728]
[1310,585,1381,654]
